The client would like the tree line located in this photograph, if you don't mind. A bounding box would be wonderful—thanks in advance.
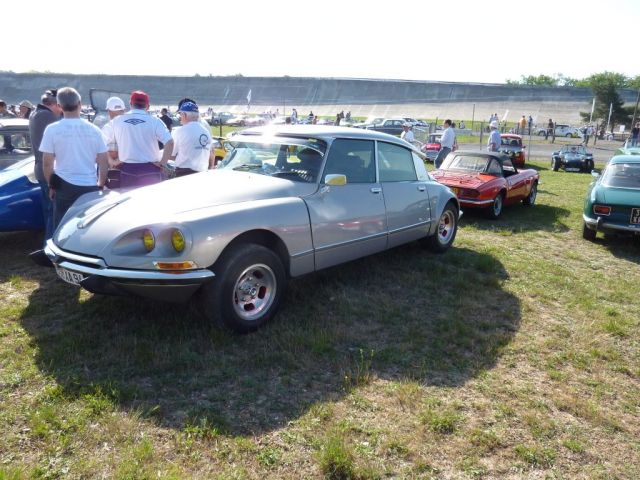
[507,72,640,130]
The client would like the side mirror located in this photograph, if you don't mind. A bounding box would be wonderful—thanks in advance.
[591,169,600,178]
[325,174,347,186]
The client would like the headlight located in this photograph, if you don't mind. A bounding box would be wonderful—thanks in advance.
[171,229,186,252]
[142,229,155,252]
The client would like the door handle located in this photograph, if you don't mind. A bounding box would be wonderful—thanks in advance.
[418,185,426,191]
[370,187,382,194]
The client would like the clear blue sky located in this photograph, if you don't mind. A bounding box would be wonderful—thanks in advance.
[5,0,639,84]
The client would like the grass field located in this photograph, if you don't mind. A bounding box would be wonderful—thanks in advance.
[1,159,639,479]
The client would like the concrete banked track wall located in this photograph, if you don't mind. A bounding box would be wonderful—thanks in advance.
[1,73,637,124]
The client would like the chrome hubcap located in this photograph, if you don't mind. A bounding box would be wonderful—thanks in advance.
[232,263,276,321]
[438,210,455,244]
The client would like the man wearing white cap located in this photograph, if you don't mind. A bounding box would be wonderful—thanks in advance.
[101,96,126,167]
[18,100,34,119]
[487,120,501,152]
[170,101,213,177]
[400,122,415,144]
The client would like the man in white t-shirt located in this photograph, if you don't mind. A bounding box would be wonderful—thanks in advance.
[40,87,108,229]
[105,90,173,188]
[101,96,126,167]
[400,122,415,144]
[435,119,456,168]
[487,120,501,152]
[170,101,213,177]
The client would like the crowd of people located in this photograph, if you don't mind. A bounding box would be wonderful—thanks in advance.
[22,87,216,245]
[0,99,34,119]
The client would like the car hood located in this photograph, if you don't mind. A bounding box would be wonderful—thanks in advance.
[54,170,318,252]
[431,170,494,189]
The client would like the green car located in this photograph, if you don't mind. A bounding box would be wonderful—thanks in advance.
[582,155,640,241]
[614,139,640,156]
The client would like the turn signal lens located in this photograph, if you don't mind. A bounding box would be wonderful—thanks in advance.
[593,205,611,215]
[142,229,155,252]
[154,261,196,270]
[171,229,186,252]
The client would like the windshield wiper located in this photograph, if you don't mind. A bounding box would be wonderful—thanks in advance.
[232,163,263,171]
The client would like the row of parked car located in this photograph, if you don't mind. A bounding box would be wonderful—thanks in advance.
[2,113,638,333]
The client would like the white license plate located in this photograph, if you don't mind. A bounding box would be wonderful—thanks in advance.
[566,167,580,172]
[55,266,85,286]
[631,208,640,225]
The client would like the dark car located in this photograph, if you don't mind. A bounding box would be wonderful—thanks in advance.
[0,118,32,170]
[0,156,44,231]
[361,118,406,136]
[551,145,594,173]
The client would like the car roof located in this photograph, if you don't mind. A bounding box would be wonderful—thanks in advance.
[500,134,522,139]
[239,125,415,148]
[0,118,30,128]
[452,150,510,161]
[610,155,640,164]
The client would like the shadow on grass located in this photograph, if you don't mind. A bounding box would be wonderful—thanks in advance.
[16,240,520,436]
[460,203,571,233]
[598,235,640,264]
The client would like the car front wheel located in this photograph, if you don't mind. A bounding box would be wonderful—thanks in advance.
[552,157,560,171]
[199,243,287,333]
[424,202,458,253]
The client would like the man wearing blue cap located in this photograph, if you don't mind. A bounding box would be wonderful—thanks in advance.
[170,101,213,177]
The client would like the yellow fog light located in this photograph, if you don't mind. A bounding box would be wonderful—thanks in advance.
[171,229,186,252]
[142,229,155,252]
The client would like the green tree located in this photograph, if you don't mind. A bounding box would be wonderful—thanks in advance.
[580,72,631,129]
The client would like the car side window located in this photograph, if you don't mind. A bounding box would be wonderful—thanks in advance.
[486,158,503,176]
[323,139,375,183]
[378,142,418,182]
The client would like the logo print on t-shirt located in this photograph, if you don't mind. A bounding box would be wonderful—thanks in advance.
[199,134,209,148]
[124,118,146,125]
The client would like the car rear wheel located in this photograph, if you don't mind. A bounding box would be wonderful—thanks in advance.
[424,202,458,253]
[485,193,504,219]
[582,223,596,241]
[565,133,572,137]
[199,243,287,333]
[522,182,537,206]
[552,157,560,171]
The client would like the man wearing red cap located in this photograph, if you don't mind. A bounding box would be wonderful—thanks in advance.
[104,90,173,188]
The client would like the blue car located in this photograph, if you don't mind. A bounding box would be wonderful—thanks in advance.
[0,156,44,231]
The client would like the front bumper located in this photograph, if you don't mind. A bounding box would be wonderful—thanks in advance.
[457,198,494,207]
[45,240,215,302]
[582,214,640,235]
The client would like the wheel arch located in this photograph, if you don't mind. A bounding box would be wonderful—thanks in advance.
[215,229,291,277]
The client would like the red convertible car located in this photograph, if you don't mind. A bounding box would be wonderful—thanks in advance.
[499,134,526,168]
[431,151,539,219]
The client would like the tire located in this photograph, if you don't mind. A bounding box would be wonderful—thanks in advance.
[552,157,560,171]
[538,131,545,137]
[522,182,537,206]
[485,193,504,219]
[425,202,458,253]
[199,243,287,333]
[582,223,596,241]
[583,160,594,173]
[565,133,572,137]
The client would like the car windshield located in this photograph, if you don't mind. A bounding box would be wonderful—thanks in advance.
[218,138,326,183]
[500,137,521,147]
[601,163,640,189]
[441,154,489,172]
[563,145,586,154]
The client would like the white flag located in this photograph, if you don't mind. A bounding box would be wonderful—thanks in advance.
[246,89,252,105]
[590,97,595,116]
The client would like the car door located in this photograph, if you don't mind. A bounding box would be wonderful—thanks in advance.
[501,157,527,202]
[377,141,431,248]
[305,138,388,270]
